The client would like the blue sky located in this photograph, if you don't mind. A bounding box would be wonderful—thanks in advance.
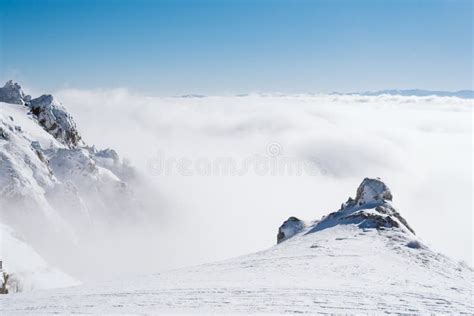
[0,0,472,95]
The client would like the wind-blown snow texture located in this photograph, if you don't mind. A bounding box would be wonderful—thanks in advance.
[0,81,139,292]
[1,178,472,314]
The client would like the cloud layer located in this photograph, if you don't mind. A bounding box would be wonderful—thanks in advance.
[54,89,473,269]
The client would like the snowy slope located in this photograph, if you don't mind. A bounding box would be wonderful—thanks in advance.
[0,224,80,292]
[0,81,142,291]
[1,178,471,314]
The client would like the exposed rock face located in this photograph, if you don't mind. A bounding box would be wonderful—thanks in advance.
[277,217,304,243]
[355,177,392,205]
[374,204,415,234]
[29,94,81,148]
[0,80,30,105]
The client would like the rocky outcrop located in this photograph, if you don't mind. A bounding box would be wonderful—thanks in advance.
[28,94,81,148]
[278,178,415,243]
[355,177,392,205]
[0,80,31,105]
[309,178,413,235]
[277,217,304,243]
[0,81,81,148]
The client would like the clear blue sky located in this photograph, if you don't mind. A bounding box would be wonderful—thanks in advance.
[0,0,472,95]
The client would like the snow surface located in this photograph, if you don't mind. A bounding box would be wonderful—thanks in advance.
[1,224,471,313]
[0,224,79,292]
[1,179,472,314]
[0,82,143,291]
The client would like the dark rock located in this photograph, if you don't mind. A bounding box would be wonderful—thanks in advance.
[277,216,304,244]
[0,127,10,141]
[406,240,422,249]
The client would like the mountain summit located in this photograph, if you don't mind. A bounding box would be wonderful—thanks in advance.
[278,178,414,243]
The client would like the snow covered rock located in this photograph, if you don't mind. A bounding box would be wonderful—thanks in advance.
[281,178,414,243]
[88,146,135,181]
[0,80,30,105]
[355,177,392,205]
[277,217,304,243]
[0,81,80,148]
[28,94,81,148]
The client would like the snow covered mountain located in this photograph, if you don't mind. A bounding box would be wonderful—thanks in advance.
[1,177,471,313]
[0,81,141,292]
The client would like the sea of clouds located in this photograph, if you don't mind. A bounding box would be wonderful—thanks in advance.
[54,89,473,272]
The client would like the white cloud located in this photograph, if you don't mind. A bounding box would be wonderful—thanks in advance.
[54,89,473,269]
